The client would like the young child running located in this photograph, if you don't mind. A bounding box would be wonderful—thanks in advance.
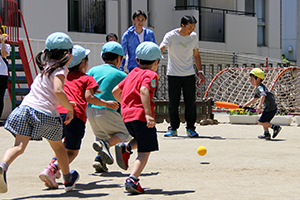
[0,32,79,193]
[112,41,162,194]
[39,45,119,189]
[242,68,282,140]
[86,41,131,173]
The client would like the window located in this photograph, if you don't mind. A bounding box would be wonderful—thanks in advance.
[256,0,265,46]
[68,0,106,34]
[245,0,264,46]
[147,0,152,27]
[245,0,254,14]
[176,0,200,10]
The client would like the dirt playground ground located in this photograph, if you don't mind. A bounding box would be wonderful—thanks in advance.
[0,114,299,200]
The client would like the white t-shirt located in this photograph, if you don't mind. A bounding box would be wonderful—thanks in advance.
[0,43,11,76]
[160,28,198,76]
[137,28,145,43]
[21,65,69,116]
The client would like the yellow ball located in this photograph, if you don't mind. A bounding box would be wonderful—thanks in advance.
[197,146,207,156]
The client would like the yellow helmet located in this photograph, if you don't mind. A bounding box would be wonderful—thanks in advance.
[250,68,264,80]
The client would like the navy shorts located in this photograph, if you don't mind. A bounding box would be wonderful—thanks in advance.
[125,120,159,153]
[258,109,277,123]
[60,114,85,150]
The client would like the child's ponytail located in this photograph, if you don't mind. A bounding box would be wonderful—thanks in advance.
[37,32,73,78]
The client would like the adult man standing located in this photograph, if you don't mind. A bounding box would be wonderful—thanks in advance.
[159,15,205,137]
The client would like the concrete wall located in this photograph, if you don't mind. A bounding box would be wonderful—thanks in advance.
[15,0,281,60]
[106,1,118,37]
[224,14,257,54]
[151,0,175,45]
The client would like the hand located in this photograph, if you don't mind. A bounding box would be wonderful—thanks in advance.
[95,89,103,94]
[256,106,262,114]
[0,35,7,43]
[70,101,77,108]
[197,73,206,84]
[105,101,119,110]
[145,114,156,128]
[64,109,74,125]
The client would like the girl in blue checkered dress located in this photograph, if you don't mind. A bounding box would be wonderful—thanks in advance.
[0,32,79,193]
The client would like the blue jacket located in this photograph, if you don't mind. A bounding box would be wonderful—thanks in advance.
[120,26,156,72]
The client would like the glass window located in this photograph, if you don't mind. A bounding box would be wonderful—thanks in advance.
[176,0,200,10]
[245,0,254,14]
[68,0,106,34]
[256,0,265,46]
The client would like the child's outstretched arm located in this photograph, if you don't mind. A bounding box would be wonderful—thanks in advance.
[112,85,122,103]
[54,75,74,125]
[85,88,119,110]
[242,97,257,108]
[140,86,155,128]
[257,95,266,113]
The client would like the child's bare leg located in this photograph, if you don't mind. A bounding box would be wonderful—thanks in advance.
[2,135,30,165]
[106,135,122,147]
[259,121,271,131]
[47,140,70,175]
[52,149,79,169]
[130,152,150,178]
[0,135,30,193]
[129,139,137,150]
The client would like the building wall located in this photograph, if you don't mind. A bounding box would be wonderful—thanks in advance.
[224,14,257,54]
[15,0,281,69]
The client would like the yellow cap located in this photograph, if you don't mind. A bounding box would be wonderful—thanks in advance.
[250,68,264,80]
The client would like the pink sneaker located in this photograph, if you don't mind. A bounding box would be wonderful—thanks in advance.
[55,170,61,179]
[39,165,58,189]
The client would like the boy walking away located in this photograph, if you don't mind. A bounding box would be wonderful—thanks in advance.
[86,41,131,173]
[39,45,118,189]
[242,68,282,140]
[112,42,162,194]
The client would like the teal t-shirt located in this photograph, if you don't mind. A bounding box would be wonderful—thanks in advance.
[87,64,127,111]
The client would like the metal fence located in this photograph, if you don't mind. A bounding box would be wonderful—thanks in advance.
[156,49,288,101]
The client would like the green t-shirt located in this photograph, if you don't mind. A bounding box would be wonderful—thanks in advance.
[87,64,127,111]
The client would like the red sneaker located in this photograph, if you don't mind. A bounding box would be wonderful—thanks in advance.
[115,142,132,170]
[125,177,144,194]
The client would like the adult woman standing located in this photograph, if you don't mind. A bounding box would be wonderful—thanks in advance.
[120,10,156,73]
[0,26,11,123]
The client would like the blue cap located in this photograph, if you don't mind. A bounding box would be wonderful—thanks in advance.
[45,32,73,50]
[67,45,90,68]
[136,42,163,61]
[102,41,124,56]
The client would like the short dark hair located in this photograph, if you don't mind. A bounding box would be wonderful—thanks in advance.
[132,10,147,20]
[0,26,4,34]
[102,52,119,62]
[137,58,159,65]
[181,15,197,26]
[106,33,118,42]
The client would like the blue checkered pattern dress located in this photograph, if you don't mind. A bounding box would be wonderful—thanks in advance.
[4,105,63,141]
